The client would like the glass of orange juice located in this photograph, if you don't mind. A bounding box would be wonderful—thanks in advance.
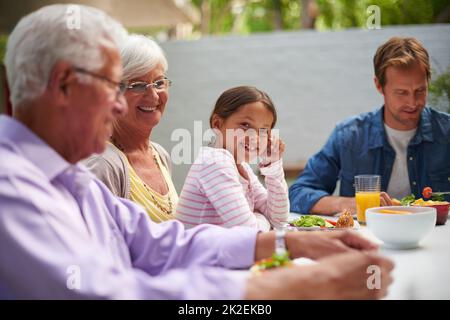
[355,175,381,224]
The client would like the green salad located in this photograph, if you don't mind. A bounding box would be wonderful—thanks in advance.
[251,252,292,273]
[289,215,335,228]
[400,193,445,206]
[400,194,416,206]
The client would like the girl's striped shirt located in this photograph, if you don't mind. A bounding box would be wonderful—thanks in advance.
[175,147,289,231]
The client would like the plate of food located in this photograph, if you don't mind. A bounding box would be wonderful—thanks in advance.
[391,187,449,225]
[287,209,359,231]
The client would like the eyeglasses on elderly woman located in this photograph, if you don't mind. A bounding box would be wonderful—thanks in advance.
[121,78,173,94]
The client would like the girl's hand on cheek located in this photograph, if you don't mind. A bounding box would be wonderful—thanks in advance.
[269,136,285,162]
[260,135,285,166]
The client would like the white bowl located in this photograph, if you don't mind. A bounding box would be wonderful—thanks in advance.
[366,206,436,249]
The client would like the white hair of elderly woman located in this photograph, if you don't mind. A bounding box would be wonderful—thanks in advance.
[4,4,128,110]
[120,34,168,82]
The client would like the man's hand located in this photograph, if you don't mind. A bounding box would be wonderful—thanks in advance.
[310,196,356,216]
[380,192,394,206]
[245,251,394,300]
[286,230,379,260]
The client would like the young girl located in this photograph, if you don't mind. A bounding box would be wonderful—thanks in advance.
[175,86,289,231]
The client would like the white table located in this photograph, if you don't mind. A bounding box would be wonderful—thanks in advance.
[289,213,450,299]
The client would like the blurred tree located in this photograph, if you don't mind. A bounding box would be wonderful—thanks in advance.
[199,0,212,35]
[192,0,234,34]
[316,0,450,30]
[301,0,319,29]
[429,67,450,114]
[192,0,450,35]
[273,0,283,30]
[0,35,7,62]
[193,0,302,34]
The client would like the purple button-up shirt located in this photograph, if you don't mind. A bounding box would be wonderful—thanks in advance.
[0,115,257,299]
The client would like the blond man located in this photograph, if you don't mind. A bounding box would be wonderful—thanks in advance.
[290,37,450,215]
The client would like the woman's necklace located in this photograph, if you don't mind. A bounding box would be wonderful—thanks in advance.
[142,154,173,216]
[110,137,173,215]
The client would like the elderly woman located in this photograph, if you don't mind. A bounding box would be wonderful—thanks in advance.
[85,34,178,222]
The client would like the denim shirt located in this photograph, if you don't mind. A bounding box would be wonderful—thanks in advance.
[289,107,450,213]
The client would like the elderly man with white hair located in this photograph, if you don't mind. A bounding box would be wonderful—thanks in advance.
[0,4,394,299]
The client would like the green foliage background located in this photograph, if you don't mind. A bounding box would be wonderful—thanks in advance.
[429,67,450,113]
[192,0,450,34]
[0,35,7,62]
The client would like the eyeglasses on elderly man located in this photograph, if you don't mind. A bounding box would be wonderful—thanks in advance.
[73,67,126,100]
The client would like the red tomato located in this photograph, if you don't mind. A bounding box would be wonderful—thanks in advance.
[422,187,433,199]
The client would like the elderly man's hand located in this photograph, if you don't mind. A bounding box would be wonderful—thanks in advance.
[314,251,395,299]
[286,230,379,260]
[245,251,394,300]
